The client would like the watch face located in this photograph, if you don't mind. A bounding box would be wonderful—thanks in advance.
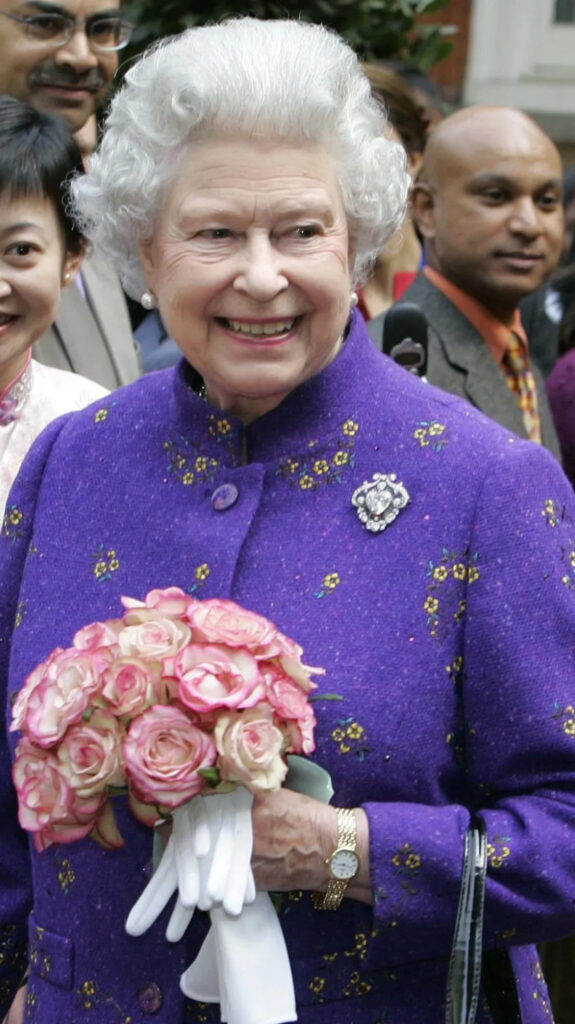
[330,849,359,881]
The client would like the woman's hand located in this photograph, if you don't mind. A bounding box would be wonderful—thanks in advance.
[251,788,373,904]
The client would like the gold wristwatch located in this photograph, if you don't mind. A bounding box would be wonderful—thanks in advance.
[316,807,359,911]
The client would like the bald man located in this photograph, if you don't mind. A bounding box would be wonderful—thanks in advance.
[369,105,563,457]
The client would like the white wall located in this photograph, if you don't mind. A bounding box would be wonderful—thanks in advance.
[464,0,575,142]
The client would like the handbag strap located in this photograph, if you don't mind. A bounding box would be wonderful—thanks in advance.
[446,820,487,1024]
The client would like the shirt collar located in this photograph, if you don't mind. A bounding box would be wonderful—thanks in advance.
[424,266,527,364]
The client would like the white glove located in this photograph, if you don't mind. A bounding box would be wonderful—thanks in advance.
[125,787,255,940]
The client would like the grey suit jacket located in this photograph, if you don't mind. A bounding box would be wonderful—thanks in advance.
[368,272,561,461]
[33,249,141,390]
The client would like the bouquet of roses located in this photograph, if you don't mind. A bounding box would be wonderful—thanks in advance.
[10,587,320,853]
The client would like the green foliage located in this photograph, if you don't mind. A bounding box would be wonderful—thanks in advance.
[123,0,455,70]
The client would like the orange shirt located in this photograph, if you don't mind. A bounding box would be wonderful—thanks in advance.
[423,266,528,363]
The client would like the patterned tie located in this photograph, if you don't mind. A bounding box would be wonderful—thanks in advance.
[501,333,542,444]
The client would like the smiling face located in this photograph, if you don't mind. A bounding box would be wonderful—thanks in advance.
[0,0,120,131]
[413,108,564,322]
[139,138,354,423]
[0,191,78,390]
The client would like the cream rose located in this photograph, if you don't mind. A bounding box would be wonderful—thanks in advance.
[214,704,288,792]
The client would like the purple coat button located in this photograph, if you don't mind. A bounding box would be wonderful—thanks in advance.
[211,483,239,510]
[138,982,163,1014]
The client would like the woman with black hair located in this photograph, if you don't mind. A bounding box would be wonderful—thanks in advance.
[0,95,106,518]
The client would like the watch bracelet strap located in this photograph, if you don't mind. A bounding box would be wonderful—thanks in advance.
[314,807,357,911]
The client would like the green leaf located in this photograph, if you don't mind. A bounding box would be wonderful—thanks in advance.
[198,766,222,787]
[309,692,344,702]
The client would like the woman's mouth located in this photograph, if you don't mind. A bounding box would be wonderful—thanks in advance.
[217,317,298,338]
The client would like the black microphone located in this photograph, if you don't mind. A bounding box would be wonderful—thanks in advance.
[382,303,429,379]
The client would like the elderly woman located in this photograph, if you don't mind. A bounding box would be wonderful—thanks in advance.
[1,17,575,1024]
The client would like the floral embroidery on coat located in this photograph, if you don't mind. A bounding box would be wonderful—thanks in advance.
[331,716,370,759]
[424,547,480,642]
[277,417,359,491]
[92,545,120,582]
[163,433,229,486]
[486,835,512,868]
[316,571,342,598]
[413,421,449,451]
[554,702,575,738]
[2,504,25,541]
[188,562,211,594]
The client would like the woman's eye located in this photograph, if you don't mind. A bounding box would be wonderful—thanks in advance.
[8,243,36,257]
[198,228,231,239]
[293,225,318,239]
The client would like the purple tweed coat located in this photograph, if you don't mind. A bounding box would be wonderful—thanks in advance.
[1,312,575,1023]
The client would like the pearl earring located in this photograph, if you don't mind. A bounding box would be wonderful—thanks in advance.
[63,271,72,283]
[350,291,358,308]
[141,289,156,310]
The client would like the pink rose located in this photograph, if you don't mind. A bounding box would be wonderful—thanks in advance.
[118,616,191,660]
[283,708,317,755]
[73,619,123,652]
[57,709,125,797]
[16,649,104,748]
[101,657,165,718]
[264,669,314,720]
[214,703,288,792]
[187,599,280,653]
[11,648,65,732]
[123,587,197,618]
[174,643,264,713]
[12,739,104,851]
[123,705,217,808]
[276,651,322,694]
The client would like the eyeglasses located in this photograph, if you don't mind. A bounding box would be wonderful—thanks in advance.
[0,9,133,51]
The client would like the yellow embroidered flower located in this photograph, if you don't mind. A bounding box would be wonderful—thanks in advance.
[563,718,575,737]
[428,422,445,436]
[424,596,439,615]
[340,741,351,753]
[468,566,480,583]
[94,408,108,423]
[323,572,340,590]
[80,981,96,997]
[332,727,346,742]
[405,853,421,870]
[195,563,210,582]
[108,558,120,572]
[310,977,325,994]
[313,459,329,475]
[452,563,467,580]
[299,475,314,490]
[9,508,22,526]
[433,565,449,581]
[286,458,299,473]
[94,561,107,579]
[176,456,186,469]
[346,722,364,740]
[570,551,575,569]
[454,599,467,619]
[182,472,195,485]
[217,419,231,435]
[195,456,208,472]
[342,419,359,436]
[333,450,349,467]
[413,428,426,440]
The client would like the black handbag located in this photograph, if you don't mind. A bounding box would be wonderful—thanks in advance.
[446,820,522,1024]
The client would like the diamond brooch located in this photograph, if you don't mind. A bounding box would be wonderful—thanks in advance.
[351,473,410,533]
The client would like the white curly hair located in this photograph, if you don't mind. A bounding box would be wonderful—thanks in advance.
[72,17,409,299]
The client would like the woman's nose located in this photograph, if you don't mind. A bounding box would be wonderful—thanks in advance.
[233,237,289,301]
[0,276,12,299]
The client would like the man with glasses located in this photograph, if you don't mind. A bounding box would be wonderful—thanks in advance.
[0,0,141,389]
